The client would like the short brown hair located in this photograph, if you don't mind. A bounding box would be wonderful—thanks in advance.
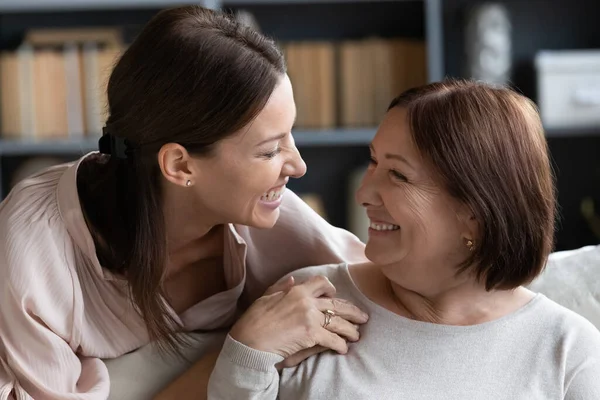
[389,80,556,290]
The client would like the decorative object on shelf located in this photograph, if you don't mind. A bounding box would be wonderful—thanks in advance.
[234,10,261,33]
[535,50,600,129]
[464,2,512,85]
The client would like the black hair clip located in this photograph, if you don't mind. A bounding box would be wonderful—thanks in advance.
[98,126,132,160]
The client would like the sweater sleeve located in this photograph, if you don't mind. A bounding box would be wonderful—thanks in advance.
[0,193,109,399]
[208,335,282,400]
[565,361,600,399]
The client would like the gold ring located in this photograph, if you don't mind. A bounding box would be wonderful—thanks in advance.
[322,309,335,329]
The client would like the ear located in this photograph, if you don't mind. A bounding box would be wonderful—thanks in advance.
[157,143,195,187]
[459,204,479,243]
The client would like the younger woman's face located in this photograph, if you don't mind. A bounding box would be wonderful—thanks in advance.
[191,74,307,228]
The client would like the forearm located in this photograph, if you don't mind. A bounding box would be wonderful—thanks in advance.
[207,335,282,400]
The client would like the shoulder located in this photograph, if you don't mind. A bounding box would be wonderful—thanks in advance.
[284,263,347,284]
[280,263,357,299]
[0,161,78,313]
[534,295,600,359]
[0,160,72,229]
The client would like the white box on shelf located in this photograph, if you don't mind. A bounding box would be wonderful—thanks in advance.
[535,50,600,129]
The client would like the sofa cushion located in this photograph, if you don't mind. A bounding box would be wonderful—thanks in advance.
[529,245,600,330]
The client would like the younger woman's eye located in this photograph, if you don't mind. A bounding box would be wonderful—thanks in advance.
[261,147,282,159]
[369,156,378,166]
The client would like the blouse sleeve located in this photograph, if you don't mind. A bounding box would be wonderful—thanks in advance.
[0,206,109,399]
[238,189,367,300]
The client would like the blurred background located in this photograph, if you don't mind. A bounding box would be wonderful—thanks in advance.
[0,0,598,251]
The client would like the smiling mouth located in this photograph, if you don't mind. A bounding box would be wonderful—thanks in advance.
[369,222,400,231]
[260,186,285,202]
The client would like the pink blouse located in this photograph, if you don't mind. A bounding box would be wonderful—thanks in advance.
[0,154,366,399]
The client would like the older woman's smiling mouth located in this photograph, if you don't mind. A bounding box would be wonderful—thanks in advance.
[369,220,400,233]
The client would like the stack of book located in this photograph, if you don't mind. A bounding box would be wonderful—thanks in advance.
[0,27,124,140]
[283,38,427,129]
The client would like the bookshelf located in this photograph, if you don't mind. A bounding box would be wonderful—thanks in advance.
[0,0,599,250]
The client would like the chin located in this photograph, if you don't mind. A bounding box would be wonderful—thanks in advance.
[365,243,403,266]
[248,208,281,229]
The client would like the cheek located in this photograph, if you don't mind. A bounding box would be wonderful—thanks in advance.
[385,185,435,230]
[238,160,285,198]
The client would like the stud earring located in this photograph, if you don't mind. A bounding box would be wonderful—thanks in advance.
[185,180,192,187]
[466,239,474,252]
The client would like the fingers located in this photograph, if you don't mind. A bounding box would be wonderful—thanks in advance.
[264,276,295,296]
[315,329,349,355]
[317,297,369,324]
[276,346,327,369]
[323,315,360,342]
[298,275,336,298]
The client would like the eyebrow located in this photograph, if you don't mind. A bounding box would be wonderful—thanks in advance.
[256,132,287,147]
[370,144,413,169]
[255,113,298,147]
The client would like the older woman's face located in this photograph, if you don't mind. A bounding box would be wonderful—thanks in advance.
[356,107,473,291]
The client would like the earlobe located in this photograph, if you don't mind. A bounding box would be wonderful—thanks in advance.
[460,207,479,246]
[157,143,194,187]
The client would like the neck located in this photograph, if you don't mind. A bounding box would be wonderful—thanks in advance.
[162,181,223,276]
[352,263,533,326]
[387,279,525,325]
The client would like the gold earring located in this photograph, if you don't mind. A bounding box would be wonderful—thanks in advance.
[466,239,474,252]
[185,180,192,187]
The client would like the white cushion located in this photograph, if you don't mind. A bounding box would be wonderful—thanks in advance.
[529,245,600,330]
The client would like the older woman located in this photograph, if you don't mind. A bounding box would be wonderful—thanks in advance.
[209,80,600,399]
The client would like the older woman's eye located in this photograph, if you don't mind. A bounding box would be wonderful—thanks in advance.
[389,170,407,182]
[369,156,378,166]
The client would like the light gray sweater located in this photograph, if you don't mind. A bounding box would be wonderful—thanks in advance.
[208,264,600,399]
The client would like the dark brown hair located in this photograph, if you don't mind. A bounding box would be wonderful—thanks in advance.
[77,5,285,353]
[389,79,556,291]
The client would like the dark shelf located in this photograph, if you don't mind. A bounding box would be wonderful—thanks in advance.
[1,125,596,155]
[225,0,418,4]
[0,0,218,13]
[545,127,600,138]
[0,0,421,13]
[0,138,99,155]
[0,128,377,155]
[293,128,376,146]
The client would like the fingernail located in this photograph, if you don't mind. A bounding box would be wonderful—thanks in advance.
[362,313,369,321]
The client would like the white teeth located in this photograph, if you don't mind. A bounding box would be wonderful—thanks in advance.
[369,222,400,231]
[261,187,284,202]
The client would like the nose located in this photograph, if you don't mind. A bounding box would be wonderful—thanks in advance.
[355,168,383,208]
[282,141,307,179]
